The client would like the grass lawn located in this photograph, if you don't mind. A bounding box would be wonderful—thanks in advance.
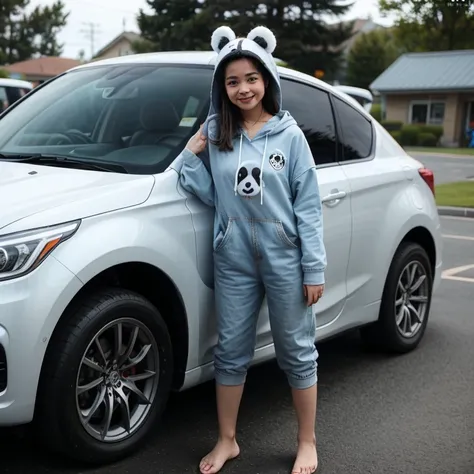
[406,147,474,156]
[435,181,474,208]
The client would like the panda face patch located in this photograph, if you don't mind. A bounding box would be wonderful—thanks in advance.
[237,164,261,198]
[269,151,285,171]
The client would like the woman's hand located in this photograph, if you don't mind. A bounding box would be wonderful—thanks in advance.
[303,284,324,306]
[185,124,207,155]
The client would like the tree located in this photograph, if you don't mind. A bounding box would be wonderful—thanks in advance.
[346,28,401,89]
[136,0,355,78]
[0,0,69,65]
[379,0,474,51]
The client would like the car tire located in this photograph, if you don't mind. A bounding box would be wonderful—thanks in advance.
[35,287,173,464]
[360,242,433,354]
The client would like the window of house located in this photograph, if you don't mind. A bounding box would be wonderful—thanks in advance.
[333,96,373,161]
[410,101,445,124]
[280,78,337,165]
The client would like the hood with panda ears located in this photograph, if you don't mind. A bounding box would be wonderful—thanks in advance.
[202,25,284,139]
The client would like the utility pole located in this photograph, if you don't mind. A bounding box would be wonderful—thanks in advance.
[81,22,101,59]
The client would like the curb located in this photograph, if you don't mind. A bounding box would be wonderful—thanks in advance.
[438,206,474,218]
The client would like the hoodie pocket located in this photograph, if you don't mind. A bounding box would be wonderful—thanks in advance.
[214,218,234,253]
[275,221,299,249]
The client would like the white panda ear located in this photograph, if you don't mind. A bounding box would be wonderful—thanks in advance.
[211,26,236,53]
[247,26,277,54]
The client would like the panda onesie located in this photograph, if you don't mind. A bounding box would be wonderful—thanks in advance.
[172,26,327,390]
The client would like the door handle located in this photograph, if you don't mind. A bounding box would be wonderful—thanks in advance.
[322,190,347,206]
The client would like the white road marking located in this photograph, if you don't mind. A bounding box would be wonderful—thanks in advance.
[442,264,474,283]
[442,234,474,241]
[440,215,474,222]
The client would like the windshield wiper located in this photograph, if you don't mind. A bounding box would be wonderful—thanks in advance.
[0,153,128,173]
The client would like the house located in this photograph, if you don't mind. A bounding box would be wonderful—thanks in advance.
[94,31,141,61]
[370,50,474,147]
[3,56,81,85]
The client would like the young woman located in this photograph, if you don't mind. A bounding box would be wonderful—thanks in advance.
[172,25,327,474]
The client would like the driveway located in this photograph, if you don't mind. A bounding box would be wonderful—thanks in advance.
[1,216,474,473]
[408,151,474,184]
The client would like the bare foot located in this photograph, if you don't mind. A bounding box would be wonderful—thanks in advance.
[292,440,318,474]
[199,438,240,474]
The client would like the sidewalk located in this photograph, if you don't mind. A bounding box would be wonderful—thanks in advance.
[438,206,474,218]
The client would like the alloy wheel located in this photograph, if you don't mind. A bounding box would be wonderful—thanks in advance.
[394,260,430,338]
[76,318,160,442]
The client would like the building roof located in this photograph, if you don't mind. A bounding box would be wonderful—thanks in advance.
[94,31,142,58]
[370,49,474,93]
[4,56,81,78]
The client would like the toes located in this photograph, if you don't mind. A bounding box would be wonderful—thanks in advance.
[199,460,211,473]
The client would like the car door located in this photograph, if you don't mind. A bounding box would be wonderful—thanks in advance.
[331,95,408,312]
[254,78,352,349]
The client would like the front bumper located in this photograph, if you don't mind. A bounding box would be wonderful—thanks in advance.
[0,256,82,426]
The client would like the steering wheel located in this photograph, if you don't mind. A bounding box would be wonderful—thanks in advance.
[45,130,93,145]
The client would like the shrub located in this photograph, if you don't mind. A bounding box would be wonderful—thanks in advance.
[390,131,402,143]
[418,132,438,147]
[370,103,382,122]
[381,120,403,131]
[418,124,443,142]
[399,124,420,146]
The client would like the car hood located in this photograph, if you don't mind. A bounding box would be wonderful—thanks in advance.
[0,161,155,234]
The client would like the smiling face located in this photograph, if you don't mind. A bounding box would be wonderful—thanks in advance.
[224,57,267,112]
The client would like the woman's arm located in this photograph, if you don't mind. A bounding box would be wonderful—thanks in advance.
[289,129,327,285]
[169,125,215,207]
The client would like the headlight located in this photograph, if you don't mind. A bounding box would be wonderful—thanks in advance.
[0,221,80,281]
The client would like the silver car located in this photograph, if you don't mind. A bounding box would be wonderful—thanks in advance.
[0,51,442,463]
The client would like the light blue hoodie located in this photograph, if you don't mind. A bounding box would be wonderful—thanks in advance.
[172,29,327,285]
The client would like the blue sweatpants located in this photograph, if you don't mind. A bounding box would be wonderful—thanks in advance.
[213,217,318,390]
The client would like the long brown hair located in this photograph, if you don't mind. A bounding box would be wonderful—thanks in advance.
[211,54,279,152]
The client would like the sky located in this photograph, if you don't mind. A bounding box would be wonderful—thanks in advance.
[29,0,396,60]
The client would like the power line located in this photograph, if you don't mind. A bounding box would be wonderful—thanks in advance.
[80,22,101,58]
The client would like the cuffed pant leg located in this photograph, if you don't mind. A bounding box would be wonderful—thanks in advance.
[265,272,318,390]
[213,260,265,386]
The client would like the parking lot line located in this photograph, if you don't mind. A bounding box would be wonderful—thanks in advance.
[440,215,474,222]
[442,234,474,241]
[442,264,474,283]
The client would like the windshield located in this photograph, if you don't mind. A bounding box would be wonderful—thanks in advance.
[0,64,213,174]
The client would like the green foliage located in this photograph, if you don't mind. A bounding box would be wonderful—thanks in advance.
[384,123,444,146]
[346,28,401,89]
[136,0,355,77]
[379,0,474,51]
[0,0,69,64]
[370,103,382,121]
[390,130,401,143]
[381,120,403,131]
[418,124,443,141]
[0,69,10,78]
[418,132,438,147]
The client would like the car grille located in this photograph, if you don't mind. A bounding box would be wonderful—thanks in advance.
[0,344,7,392]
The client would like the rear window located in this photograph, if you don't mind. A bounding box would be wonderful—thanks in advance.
[0,65,213,174]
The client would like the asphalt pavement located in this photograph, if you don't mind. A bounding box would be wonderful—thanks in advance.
[1,216,474,474]
[409,152,474,184]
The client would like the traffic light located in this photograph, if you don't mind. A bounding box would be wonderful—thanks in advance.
[314,69,325,79]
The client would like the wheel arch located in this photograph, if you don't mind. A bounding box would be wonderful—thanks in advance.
[40,262,189,392]
[395,226,436,279]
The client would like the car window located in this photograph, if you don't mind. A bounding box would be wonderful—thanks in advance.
[280,78,337,166]
[5,86,29,106]
[333,96,373,161]
[0,65,213,174]
[0,87,8,112]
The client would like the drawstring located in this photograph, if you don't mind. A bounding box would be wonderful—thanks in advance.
[260,134,268,205]
[233,133,243,195]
